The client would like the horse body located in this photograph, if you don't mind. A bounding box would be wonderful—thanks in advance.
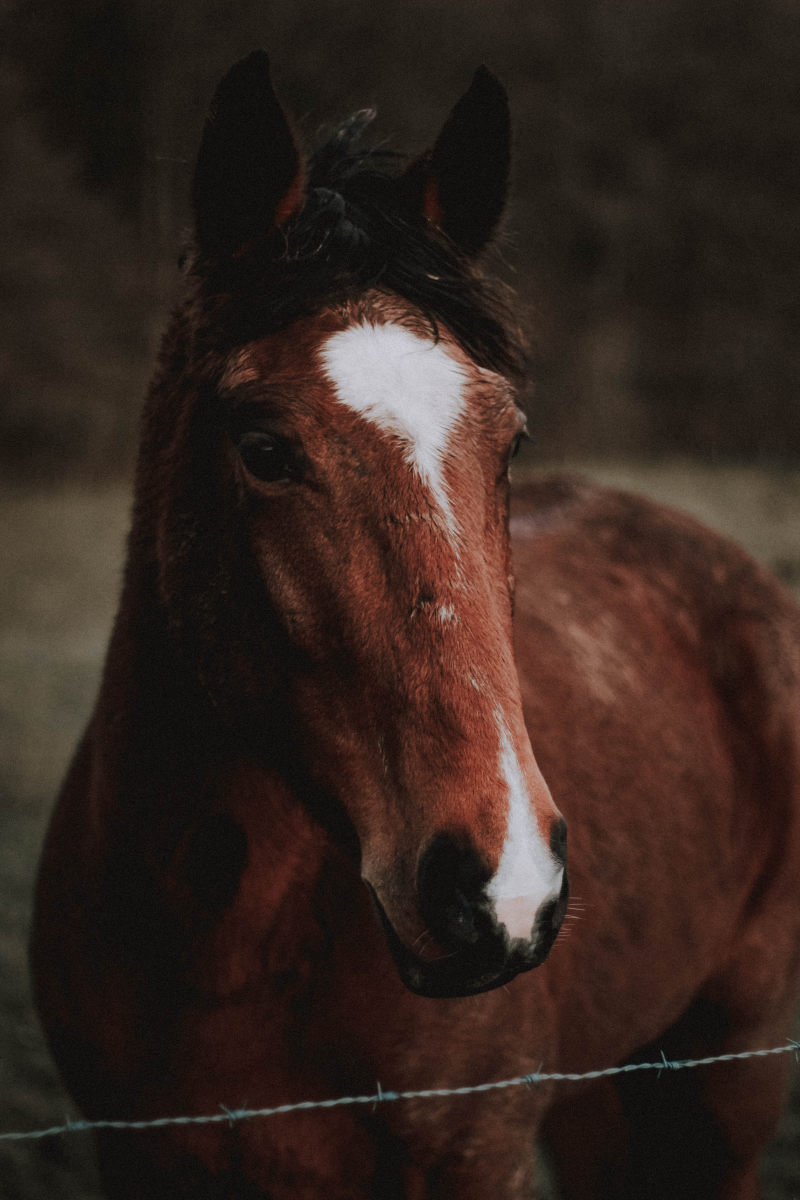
[31,53,800,1199]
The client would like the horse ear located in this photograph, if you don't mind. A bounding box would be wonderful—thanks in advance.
[192,51,304,257]
[401,67,510,255]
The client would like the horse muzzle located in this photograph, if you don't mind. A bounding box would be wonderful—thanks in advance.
[366,833,569,998]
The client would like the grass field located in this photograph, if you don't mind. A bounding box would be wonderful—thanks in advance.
[2,464,800,1198]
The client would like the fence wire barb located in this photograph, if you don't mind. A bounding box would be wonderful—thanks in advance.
[2,1041,799,1144]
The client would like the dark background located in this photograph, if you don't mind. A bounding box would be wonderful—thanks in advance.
[2,0,799,480]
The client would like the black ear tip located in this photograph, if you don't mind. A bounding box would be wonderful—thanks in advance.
[226,49,271,78]
[468,66,508,107]
[449,66,509,144]
[212,50,273,106]
[241,48,270,69]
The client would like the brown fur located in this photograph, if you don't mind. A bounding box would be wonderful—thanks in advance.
[30,57,800,1199]
[31,439,800,1199]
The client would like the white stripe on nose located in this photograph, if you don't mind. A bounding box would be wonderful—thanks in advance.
[487,716,563,941]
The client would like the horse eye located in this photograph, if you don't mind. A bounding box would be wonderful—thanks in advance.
[236,432,303,484]
[508,429,528,464]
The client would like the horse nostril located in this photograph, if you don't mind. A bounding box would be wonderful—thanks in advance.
[549,817,568,867]
[417,833,491,952]
[441,895,477,942]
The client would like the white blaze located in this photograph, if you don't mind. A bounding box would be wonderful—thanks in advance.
[319,322,466,536]
[488,716,563,941]
[320,322,560,942]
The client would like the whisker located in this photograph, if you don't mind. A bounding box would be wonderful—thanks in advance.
[412,928,434,951]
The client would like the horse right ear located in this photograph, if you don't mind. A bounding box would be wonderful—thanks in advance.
[400,67,510,255]
[192,51,304,258]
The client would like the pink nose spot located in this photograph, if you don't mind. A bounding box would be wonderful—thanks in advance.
[494,895,540,942]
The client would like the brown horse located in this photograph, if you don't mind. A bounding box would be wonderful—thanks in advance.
[31,53,800,1199]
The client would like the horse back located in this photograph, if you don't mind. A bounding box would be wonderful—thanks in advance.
[510,474,800,1066]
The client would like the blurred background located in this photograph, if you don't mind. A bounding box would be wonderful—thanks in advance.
[1,1,799,1196]
[2,0,800,477]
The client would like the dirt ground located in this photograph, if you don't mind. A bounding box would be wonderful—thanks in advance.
[2,464,799,1198]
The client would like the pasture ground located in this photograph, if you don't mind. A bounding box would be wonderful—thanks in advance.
[2,463,799,1198]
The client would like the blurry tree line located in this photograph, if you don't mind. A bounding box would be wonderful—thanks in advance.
[2,0,799,480]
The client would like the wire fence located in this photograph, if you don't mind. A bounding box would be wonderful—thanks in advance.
[2,1040,799,1144]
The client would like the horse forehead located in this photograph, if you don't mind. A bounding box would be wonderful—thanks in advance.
[221,317,511,540]
[317,322,469,448]
[319,321,480,540]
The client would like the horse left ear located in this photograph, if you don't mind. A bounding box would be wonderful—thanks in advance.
[192,51,304,257]
[401,67,510,255]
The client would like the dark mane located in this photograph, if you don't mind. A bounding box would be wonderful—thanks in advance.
[190,113,526,378]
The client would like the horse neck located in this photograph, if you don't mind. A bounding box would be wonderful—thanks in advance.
[91,507,295,826]
[86,558,345,972]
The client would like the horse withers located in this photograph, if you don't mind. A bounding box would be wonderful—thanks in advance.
[31,53,800,1198]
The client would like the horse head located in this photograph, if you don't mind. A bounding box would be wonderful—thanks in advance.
[145,53,567,997]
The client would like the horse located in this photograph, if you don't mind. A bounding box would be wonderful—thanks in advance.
[31,52,800,1199]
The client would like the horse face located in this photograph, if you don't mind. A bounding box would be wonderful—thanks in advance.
[219,298,567,997]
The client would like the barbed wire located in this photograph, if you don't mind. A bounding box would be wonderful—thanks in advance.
[2,1040,799,1144]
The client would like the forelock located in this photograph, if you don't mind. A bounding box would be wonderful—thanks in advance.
[189,114,526,380]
